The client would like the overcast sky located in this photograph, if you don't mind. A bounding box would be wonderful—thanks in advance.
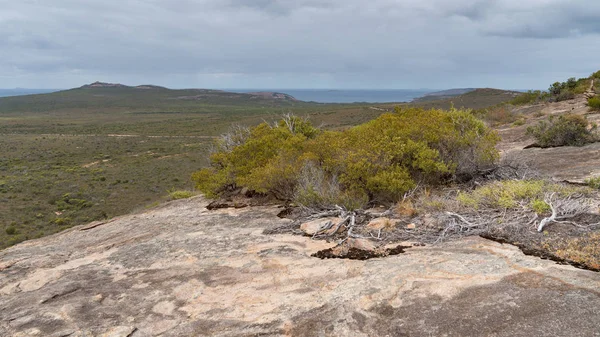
[1,0,599,89]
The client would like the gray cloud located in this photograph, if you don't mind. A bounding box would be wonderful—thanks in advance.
[445,0,600,38]
[1,0,599,89]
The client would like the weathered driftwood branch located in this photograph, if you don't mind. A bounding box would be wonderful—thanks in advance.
[445,212,480,229]
[537,193,590,232]
[537,193,557,232]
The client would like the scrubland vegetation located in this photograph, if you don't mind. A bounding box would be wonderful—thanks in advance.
[526,114,598,147]
[443,179,599,270]
[190,79,600,269]
[0,134,210,248]
[5,84,494,249]
[3,76,600,271]
[194,107,500,208]
[588,96,600,111]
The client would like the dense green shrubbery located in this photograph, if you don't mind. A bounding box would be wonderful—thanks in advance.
[526,114,597,147]
[193,108,500,208]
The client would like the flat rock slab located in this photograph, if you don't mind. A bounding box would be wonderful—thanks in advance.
[496,94,600,183]
[509,142,600,182]
[1,197,600,336]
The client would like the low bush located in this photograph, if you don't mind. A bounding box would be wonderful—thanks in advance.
[169,190,195,200]
[530,199,551,215]
[573,78,591,94]
[473,106,519,126]
[509,90,545,105]
[554,90,576,102]
[512,118,526,126]
[588,96,600,111]
[194,109,500,208]
[456,179,586,211]
[585,177,600,189]
[526,114,597,147]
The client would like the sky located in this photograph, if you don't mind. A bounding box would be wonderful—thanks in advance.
[1,0,599,90]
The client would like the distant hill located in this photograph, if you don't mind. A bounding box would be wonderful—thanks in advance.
[0,82,300,113]
[81,82,168,90]
[412,88,522,110]
[245,91,297,101]
[412,88,476,102]
[81,81,129,89]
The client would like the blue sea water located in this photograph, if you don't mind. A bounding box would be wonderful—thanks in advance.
[230,89,435,103]
[0,89,60,97]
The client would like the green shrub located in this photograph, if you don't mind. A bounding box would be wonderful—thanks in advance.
[549,82,563,95]
[526,114,597,147]
[54,217,71,226]
[585,177,600,189]
[293,162,368,209]
[573,78,591,94]
[193,109,499,208]
[457,180,545,209]
[546,77,590,102]
[168,190,195,200]
[530,199,551,215]
[457,180,585,211]
[510,91,543,105]
[5,226,17,235]
[554,90,575,102]
[588,96,600,111]
[512,118,526,126]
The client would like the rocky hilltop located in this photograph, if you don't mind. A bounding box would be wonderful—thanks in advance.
[2,76,600,336]
[81,81,130,89]
[1,196,599,336]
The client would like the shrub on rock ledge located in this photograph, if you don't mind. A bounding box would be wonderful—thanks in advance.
[526,114,597,148]
[193,108,500,208]
[588,96,600,111]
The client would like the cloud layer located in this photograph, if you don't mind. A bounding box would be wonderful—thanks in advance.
[1,0,599,89]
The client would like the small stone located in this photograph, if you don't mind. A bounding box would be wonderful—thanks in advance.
[347,238,378,252]
[366,218,397,230]
[406,223,416,229]
[300,218,342,236]
[0,260,16,271]
[92,294,104,303]
[152,301,176,316]
[100,326,137,337]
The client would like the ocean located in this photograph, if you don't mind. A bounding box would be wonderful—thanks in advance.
[0,89,61,97]
[229,89,435,103]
